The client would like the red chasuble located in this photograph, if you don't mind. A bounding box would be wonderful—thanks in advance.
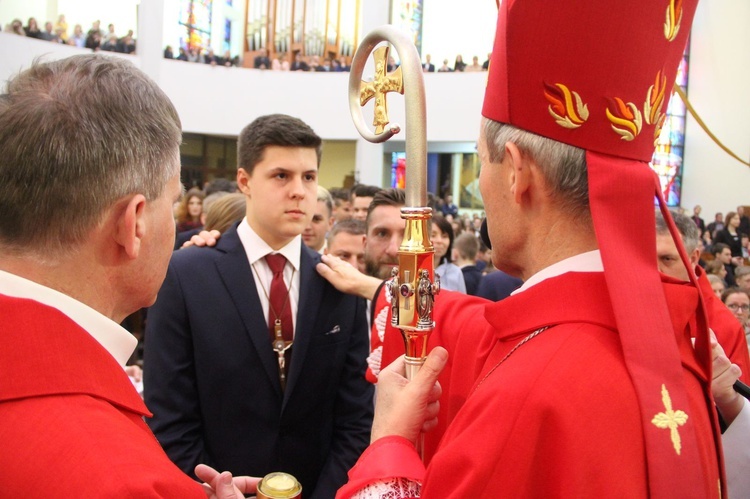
[0,295,204,497]
[338,272,721,498]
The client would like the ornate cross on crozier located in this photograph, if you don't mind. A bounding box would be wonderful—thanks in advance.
[359,45,404,135]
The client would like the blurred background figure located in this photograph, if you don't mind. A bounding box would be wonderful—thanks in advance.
[431,214,466,293]
[175,187,204,233]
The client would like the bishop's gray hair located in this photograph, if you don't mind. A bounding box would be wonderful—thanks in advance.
[482,118,589,220]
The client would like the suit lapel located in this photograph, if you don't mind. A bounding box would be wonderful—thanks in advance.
[214,227,282,396]
[284,245,325,404]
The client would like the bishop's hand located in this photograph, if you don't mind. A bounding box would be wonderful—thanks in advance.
[371,347,447,446]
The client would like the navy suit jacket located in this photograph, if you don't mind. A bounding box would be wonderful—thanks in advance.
[476,270,524,302]
[144,226,373,498]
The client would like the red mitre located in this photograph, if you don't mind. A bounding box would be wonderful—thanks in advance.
[483,1,724,498]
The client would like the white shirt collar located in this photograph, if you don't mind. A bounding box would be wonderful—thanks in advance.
[512,249,603,295]
[0,269,136,365]
[237,218,301,270]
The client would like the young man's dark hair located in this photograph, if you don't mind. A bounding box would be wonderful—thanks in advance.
[329,187,351,205]
[453,232,479,261]
[365,188,405,226]
[351,183,383,201]
[712,243,731,258]
[328,218,367,242]
[237,114,322,172]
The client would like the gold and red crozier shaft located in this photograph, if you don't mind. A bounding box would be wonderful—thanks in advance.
[387,207,439,381]
[347,25,434,381]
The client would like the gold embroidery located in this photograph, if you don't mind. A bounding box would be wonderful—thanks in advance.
[651,384,689,455]
[645,70,668,146]
[359,45,404,134]
[605,97,643,141]
[664,0,684,42]
[543,82,589,129]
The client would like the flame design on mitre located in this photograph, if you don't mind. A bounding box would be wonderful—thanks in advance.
[605,97,643,141]
[664,0,684,42]
[543,82,589,129]
[644,69,669,145]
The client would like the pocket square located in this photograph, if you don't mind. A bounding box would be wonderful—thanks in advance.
[325,325,341,335]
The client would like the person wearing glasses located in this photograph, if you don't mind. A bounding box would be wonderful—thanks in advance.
[723,288,750,348]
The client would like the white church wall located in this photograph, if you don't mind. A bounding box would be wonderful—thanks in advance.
[681,1,750,217]
[0,32,485,144]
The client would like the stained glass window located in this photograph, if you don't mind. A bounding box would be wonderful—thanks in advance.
[390,0,424,54]
[651,47,689,207]
[223,19,231,53]
[391,152,406,189]
[179,0,212,50]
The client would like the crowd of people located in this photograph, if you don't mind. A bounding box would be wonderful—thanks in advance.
[163,45,240,67]
[4,16,136,53]
[173,180,750,352]
[421,53,490,73]
[4,14,492,76]
[683,205,750,346]
[3,1,750,498]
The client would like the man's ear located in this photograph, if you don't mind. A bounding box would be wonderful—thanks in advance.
[237,168,252,195]
[505,142,530,204]
[690,248,702,268]
[114,194,147,260]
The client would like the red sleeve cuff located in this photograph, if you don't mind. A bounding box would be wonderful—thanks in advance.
[336,436,425,498]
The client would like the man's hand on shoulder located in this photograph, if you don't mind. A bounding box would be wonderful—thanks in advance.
[317,254,383,300]
[181,230,222,249]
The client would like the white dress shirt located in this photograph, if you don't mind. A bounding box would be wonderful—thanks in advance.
[513,249,603,295]
[0,269,136,366]
[237,218,302,336]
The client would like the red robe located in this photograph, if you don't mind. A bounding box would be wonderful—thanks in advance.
[338,272,721,498]
[0,295,204,498]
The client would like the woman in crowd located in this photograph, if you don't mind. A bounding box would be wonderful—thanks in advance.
[54,14,68,42]
[706,260,728,285]
[453,55,467,72]
[722,288,750,347]
[431,214,466,293]
[451,217,466,238]
[204,193,246,234]
[708,274,726,299]
[9,19,25,36]
[25,17,41,39]
[69,24,85,47]
[175,187,205,233]
[714,211,744,259]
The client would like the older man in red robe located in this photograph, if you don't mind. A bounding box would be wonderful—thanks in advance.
[331,1,725,497]
[0,55,252,497]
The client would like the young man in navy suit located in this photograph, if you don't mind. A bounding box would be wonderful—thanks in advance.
[144,114,373,498]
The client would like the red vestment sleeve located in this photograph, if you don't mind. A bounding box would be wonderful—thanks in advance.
[335,436,424,499]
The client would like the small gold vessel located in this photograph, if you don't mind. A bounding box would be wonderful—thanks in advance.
[256,472,302,499]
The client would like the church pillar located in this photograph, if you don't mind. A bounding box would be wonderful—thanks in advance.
[355,138,385,187]
[137,0,166,84]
